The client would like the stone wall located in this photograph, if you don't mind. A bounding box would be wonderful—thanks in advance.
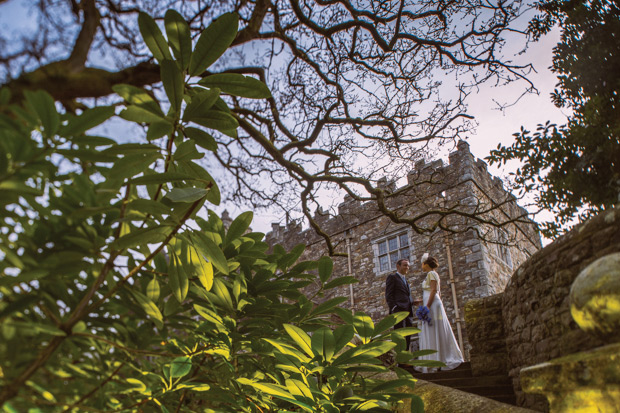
[464,294,508,377]
[266,141,540,358]
[501,208,620,411]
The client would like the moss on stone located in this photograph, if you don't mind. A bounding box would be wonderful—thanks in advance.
[374,372,534,413]
[521,343,620,412]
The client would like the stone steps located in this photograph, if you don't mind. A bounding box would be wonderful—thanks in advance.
[406,362,517,406]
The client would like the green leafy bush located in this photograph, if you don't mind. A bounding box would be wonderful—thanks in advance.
[0,10,425,412]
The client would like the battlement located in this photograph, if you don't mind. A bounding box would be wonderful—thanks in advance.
[266,140,530,246]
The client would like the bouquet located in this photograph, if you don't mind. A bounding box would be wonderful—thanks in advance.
[416,305,432,326]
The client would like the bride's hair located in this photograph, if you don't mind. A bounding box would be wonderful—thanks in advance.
[424,256,439,269]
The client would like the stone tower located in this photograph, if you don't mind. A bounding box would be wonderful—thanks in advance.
[265,141,541,356]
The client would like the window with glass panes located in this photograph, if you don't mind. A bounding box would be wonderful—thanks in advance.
[377,232,411,272]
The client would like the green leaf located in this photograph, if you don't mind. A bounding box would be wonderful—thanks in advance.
[113,84,164,116]
[411,395,425,413]
[190,110,239,134]
[0,269,48,287]
[283,324,313,357]
[146,278,160,301]
[198,73,271,98]
[174,140,203,161]
[225,211,253,246]
[193,304,225,329]
[324,276,358,290]
[9,321,66,337]
[0,181,42,197]
[146,120,173,140]
[333,341,396,365]
[285,378,313,400]
[169,253,189,303]
[187,244,213,291]
[61,106,116,136]
[353,313,374,344]
[170,356,192,378]
[71,321,87,334]
[70,134,117,147]
[184,127,217,152]
[311,327,335,362]
[175,382,211,391]
[409,349,439,358]
[176,160,221,205]
[110,152,161,183]
[129,172,199,185]
[138,12,172,62]
[351,400,384,411]
[133,290,163,328]
[110,226,169,250]
[164,9,192,71]
[189,13,238,76]
[193,232,229,275]
[182,89,220,122]
[160,59,184,114]
[318,256,333,283]
[211,277,233,310]
[263,339,311,363]
[0,87,10,105]
[333,324,354,354]
[309,296,348,317]
[102,143,160,155]
[24,90,59,136]
[126,378,147,393]
[165,187,208,203]
[119,105,166,124]
[391,327,420,338]
[126,199,170,216]
[237,379,293,400]
[373,312,409,337]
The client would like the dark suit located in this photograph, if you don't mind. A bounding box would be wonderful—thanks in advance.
[385,271,414,350]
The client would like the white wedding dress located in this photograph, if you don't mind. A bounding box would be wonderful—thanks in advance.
[417,270,463,372]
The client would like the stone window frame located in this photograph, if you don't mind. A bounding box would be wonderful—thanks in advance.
[372,228,412,275]
[496,227,513,268]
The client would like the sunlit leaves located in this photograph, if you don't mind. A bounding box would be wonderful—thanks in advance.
[133,290,163,328]
[0,9,421,413]
[283,324,313,357]
[353,312,375,344]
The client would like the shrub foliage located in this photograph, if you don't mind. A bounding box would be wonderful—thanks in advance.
[0,11,428,412]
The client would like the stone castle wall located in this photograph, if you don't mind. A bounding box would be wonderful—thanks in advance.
[266,141,541,357]
[464,294,509,377]
[500,208,620,411]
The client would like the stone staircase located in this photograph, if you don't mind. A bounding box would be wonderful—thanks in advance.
[405,362,517,406]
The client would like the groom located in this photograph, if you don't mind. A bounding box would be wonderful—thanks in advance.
[385,259,414,350]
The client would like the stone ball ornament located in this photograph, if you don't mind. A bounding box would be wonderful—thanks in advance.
[569,252,620,342]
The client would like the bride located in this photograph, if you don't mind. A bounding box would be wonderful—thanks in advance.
[415,253,464,372]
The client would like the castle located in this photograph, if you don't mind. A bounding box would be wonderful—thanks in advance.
[265,140,541,356]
